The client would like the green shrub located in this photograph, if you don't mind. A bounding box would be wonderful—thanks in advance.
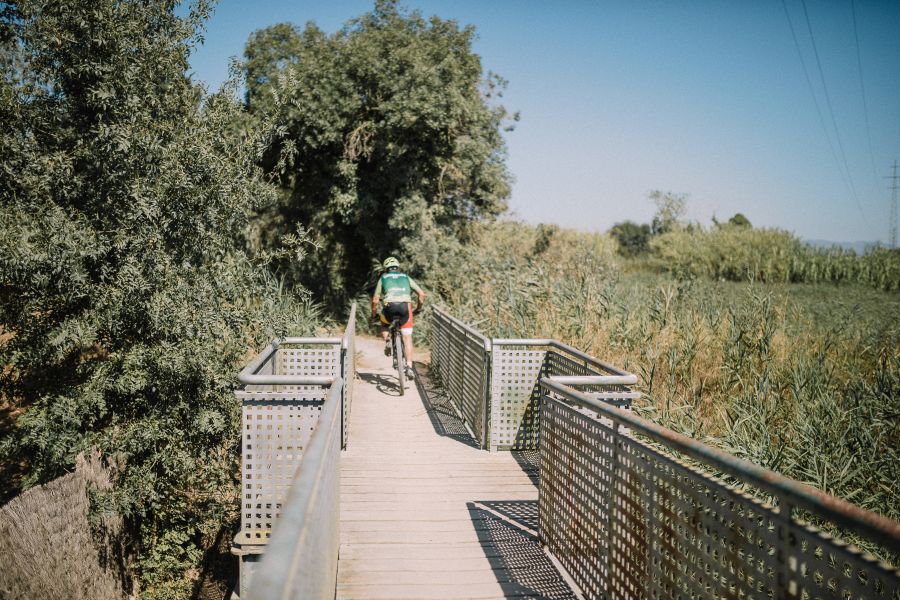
[609,221,652,257]
[0,2,323,596]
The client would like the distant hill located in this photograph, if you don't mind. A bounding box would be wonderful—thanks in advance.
[804,239,877,254]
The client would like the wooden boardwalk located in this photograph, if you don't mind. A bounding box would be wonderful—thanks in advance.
[337,337,576,600]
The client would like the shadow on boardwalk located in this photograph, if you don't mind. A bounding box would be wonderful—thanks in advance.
[510,450,540,487]
[412,362,479,449]
[356,371,404,397]
[415,361,542,484]
[467,501,576,599]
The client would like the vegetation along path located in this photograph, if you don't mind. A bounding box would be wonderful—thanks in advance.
[337,336,576,599]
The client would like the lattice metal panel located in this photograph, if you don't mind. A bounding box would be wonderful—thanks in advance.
[444,326,465,411]
[459,334,489,446]
[539,394,614,599]
[540,394,900,599]
[238,390,327,544]
[276,346,340,380]
[490,346,547,450]
[430,309,490,447]
[431,312,450,384]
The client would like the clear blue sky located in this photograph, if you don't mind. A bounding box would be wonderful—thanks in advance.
[185,0,900,244]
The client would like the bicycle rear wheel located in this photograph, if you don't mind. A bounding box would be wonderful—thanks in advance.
[393,328,406,394]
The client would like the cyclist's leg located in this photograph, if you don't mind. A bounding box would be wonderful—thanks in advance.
[401,331,413,369]
[377,306,391,354]
[400,302,414,369]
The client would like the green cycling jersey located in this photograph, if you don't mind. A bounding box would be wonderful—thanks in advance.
[374,272,423,304]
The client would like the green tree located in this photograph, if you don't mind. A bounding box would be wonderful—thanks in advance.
[244,0,516,304]
[649,190,687,235]
[0,1,317,596]
[609,221,652,257]
[728,212,752,228]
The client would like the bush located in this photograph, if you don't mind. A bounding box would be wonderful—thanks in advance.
[610,221,652,257]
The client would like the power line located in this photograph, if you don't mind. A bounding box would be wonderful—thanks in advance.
[851,0,880,183]
[887,160,898,248]
[799,0,868,224]
[780,0,855,208]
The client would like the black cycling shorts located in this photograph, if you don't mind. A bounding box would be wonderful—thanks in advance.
[379,302,413,331]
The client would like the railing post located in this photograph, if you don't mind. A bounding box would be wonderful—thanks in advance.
[480,340,491,449]
[777,498,798,599]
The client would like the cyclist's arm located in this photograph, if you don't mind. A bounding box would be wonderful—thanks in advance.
[409,278,426,312]
[371,279,383,317]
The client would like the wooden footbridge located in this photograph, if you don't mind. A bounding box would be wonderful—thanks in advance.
[230,305,900,599]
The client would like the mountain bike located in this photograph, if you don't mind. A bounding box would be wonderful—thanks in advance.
[388,317,407,394]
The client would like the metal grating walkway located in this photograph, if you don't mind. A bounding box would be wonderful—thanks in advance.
[337,337,576,600]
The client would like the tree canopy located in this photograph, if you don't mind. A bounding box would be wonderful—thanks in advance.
[244,0,516,303]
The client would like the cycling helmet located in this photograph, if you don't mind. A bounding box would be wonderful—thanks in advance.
[383,256,400,270]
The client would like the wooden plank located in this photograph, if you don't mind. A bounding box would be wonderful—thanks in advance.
[341,475,535,483]
[338,557,499,572]
[335,582,536,599]
[341,519,536,534]
[341,529,499,544]
[339,542,514,560]
[340,482,536,490]
[340,511,529,522]
[337,568,571,586]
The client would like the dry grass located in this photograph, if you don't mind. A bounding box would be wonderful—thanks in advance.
[0,452,128,600]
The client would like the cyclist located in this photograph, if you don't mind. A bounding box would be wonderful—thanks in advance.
[371,257,425,379]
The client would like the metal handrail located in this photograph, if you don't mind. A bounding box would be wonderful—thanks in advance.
[248,378,344,600]
[546,375,638,386]
[238,342,279,382]
[541,378,900,555]
[238,337,342,385]
[282,337,342,345]
[341,304,357,351]
[238,374,336,386]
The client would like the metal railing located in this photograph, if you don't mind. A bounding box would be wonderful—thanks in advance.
[430,307,639,451]
[431,307,492,447]
[539,379,900,599]
[231,305,356,598]
[247,377,343,600]
[490,338,638,451]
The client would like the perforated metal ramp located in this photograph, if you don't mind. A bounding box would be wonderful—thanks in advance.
[337,337,577,600]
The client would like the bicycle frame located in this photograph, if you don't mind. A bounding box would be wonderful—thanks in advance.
[389,318,406,394]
